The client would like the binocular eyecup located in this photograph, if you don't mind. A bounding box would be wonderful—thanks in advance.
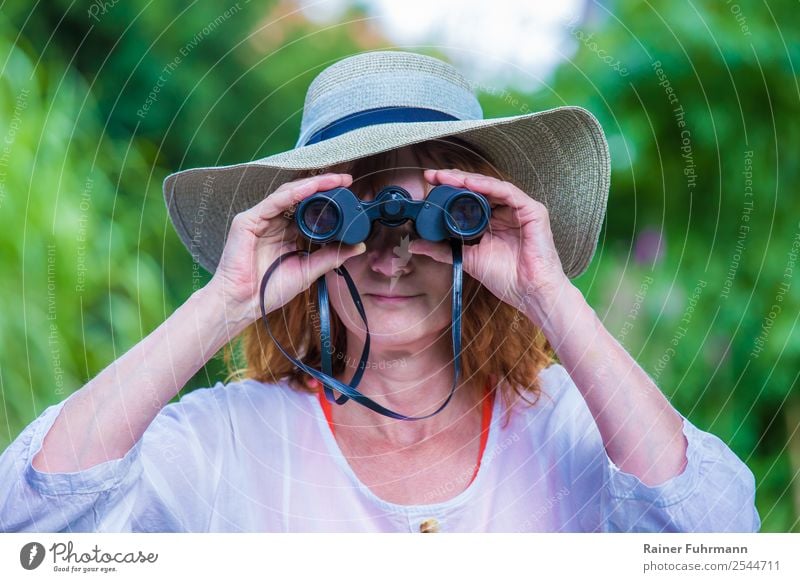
[295,184,491,245]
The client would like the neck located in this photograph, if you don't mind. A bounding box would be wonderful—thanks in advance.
[331,329,482,447]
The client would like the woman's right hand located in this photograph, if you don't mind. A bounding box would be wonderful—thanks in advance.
[203,173,366,331]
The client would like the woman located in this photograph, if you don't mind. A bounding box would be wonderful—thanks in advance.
[0,51,759,532]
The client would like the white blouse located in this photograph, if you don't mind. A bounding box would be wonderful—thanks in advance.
[0,363,760,533]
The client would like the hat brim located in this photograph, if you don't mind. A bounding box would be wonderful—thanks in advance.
[163,105,609,278]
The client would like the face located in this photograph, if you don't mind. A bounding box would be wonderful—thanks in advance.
[323,147,454,354]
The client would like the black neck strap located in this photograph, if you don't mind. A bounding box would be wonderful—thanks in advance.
[259,240,463,421]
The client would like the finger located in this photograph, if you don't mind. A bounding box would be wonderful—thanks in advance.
[253,173,353,221]
[488,205,522,228]
[299,242,367,289]
[425,169,531,211]
[408,239,486,284]
[255,213,300,240]
[407,240,453,264]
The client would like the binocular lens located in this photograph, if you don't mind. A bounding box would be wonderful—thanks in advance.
[447,195,486,233]
[303,199,340,236]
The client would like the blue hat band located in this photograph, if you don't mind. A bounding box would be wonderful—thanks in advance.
[303,106,459,146]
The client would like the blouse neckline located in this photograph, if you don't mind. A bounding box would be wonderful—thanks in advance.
[312,379,499,513]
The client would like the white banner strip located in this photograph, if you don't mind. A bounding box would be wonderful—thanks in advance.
[1,533,797,581]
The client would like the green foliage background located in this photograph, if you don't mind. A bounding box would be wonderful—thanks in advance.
[1,1,797,531]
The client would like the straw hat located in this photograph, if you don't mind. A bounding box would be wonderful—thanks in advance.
[163,50,610,278]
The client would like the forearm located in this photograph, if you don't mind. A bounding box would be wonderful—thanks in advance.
[32,282,247,473]
[526,278,687,486]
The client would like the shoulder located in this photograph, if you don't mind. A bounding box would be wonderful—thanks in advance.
[535,362,573,400]
[162,377,317,438]
[173,376,311,410]
[507,362,593,437]
[529,362,582,413]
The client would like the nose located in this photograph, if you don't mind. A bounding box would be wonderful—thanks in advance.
[365,221,415,279]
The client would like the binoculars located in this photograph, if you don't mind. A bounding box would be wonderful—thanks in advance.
[295,185,491,245]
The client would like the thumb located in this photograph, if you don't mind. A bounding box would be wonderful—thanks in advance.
[301,242,366,286]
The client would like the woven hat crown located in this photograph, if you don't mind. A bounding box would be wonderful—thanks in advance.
[296,51,484,147]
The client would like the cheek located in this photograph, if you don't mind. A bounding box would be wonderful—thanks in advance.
[323,272,356,319]
[413,262,462,331]
[417,259,456,300]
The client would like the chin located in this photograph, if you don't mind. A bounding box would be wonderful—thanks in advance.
[363,313,448,344]
[367,329,440,353]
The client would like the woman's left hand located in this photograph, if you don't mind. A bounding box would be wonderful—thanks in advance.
[409,169,571,327]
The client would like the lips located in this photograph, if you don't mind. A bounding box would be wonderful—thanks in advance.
[365,294,421,302]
